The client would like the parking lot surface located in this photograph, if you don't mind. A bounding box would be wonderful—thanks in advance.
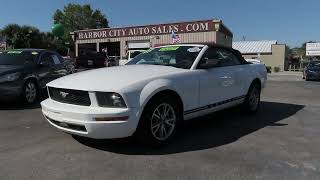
[1,73,320,180]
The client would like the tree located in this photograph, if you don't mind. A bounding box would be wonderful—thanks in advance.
[0,24,64,51]
[288,41,316,61]
[53,4,108,35]
[0,24,20,48]
[0,24,45,49]
[52,4,109,55]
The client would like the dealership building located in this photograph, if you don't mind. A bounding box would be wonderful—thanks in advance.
[72,19,233,59]
[233,40,288,71]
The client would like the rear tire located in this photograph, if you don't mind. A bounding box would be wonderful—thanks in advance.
[135,95,181,146]
[23,80,38,104]
[242,82,261,114]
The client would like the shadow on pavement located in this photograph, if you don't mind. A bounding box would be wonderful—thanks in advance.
[0,91,47,110]
[0,102,41,110]
[74,101,304,155]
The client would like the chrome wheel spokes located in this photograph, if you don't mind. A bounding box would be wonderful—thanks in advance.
[151,103,176,141]
[25,83,37,103]
[249,88,259,110]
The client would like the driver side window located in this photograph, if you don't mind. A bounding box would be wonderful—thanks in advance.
[217,48,241,66]
[197,47,221,69]
[39,53,54,67]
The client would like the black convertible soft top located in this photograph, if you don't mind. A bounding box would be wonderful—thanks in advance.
[207,44,249,65]
[170,43,249,64]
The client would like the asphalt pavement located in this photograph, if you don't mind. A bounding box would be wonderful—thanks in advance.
[0,73,320,180]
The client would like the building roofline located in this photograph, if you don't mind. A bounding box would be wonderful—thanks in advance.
[233,40,277,43]
[216,20,233,37]
[73,18,226,33]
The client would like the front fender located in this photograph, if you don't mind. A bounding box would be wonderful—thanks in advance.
[23,74,39,86]
[139,78,181,112]
[24,74,38,81]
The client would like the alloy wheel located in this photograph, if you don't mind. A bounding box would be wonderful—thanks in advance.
[25,82,37,103]
[248,87,260,111]
[150,103,176,141]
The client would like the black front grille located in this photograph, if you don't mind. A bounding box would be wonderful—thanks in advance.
[48,87,91,106]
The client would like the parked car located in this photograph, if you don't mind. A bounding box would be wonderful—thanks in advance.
[41,44,267,145]
[0,49,70,104]
[246,58,271,73]
[62,57,76,74]
[75,50,108,70]
[107,56,119,67]
[304,60,320,81]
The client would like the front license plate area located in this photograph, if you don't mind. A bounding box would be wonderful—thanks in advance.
[88,60,94,66]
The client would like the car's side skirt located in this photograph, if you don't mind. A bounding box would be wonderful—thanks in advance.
[183,95,246,120]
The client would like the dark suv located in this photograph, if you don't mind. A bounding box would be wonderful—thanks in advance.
[0,49,71,104]
[75,50,108,70]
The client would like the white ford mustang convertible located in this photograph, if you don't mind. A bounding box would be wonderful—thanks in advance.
[41,44,267,145]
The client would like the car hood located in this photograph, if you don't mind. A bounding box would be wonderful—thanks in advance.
[47,65,187,92]
[0,65,24,76]
[308,67,320,71]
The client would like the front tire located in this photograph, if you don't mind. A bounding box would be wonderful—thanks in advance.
[23,80,38,104]
[135,95,181,146]
[305,75,310,81]
[242,82,261,114]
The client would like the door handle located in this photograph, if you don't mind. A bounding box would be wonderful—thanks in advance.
[221,76,231,79]
[222,79,234,86]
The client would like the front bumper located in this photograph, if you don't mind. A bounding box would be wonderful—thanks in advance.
[306,71,320,80]
[41,99,140,139]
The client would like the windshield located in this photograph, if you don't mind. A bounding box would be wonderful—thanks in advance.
[309,61,320,67]
[126,46,203,69]
[130,51,143,59]
[0,50,38,65]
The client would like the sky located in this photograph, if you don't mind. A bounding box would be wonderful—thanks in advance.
[0,0,319,47]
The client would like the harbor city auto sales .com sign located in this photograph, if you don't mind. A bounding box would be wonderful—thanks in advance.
[76,20,217,40]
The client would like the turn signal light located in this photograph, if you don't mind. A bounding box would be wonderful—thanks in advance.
[95,116,129,121]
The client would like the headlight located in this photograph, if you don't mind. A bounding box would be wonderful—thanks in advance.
[0,72,21,83]
[96,92,127,108]
[307,69,317,73]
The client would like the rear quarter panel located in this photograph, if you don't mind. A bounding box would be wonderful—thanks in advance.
[243,64,267,92]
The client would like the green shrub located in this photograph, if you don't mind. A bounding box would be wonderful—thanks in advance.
[273,66,281,72]
[266,66,272,73]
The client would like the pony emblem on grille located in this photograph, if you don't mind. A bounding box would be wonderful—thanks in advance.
[59,91,69,98]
